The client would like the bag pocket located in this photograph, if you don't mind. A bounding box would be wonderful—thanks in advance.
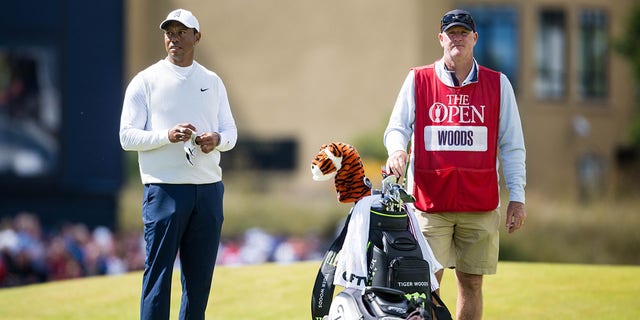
[382,230,421,258]
[387,256,431,298]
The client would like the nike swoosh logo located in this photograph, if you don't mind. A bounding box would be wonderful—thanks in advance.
[200,88,209,92]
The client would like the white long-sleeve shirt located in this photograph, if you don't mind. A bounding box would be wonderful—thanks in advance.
[119,59,237,184]
[384,59,526,204]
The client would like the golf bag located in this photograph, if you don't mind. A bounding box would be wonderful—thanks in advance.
[311,177,452,320]
[368,199,432,303]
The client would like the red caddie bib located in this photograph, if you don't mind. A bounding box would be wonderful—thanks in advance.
[413,64,501,213]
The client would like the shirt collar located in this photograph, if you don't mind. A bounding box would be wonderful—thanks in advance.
[435,58,479,87]
[162,58,194,78]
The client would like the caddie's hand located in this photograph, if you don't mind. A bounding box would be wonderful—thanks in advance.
[506,201,526,234]
[195,132,220,154]
[169,123,197,143]
[385,150,409,179]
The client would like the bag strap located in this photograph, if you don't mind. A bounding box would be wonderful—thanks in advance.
[310,211,352,320]
[431,291,453,320]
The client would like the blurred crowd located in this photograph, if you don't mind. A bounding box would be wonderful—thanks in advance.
[0,212,143,287]
[0,212,325,288]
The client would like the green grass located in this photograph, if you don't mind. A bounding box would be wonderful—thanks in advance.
[0,261,638,319]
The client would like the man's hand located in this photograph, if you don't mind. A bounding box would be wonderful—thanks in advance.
[385,150,409,179]
[169,123,197,143]
[506,201,526,234]
[195,132,220,154]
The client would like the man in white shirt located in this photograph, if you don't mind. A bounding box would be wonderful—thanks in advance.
[119,8,237,320]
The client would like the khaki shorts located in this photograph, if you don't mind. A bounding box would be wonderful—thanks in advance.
[417,209,500,275]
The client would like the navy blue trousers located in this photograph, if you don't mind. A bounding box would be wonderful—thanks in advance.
[140,182,224,320]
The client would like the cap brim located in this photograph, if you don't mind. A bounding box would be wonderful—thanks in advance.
[442,22,474,32]
[159,20,171,30]
[159,19,197,31]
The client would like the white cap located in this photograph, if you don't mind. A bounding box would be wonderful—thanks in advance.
[159,9,200,32]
